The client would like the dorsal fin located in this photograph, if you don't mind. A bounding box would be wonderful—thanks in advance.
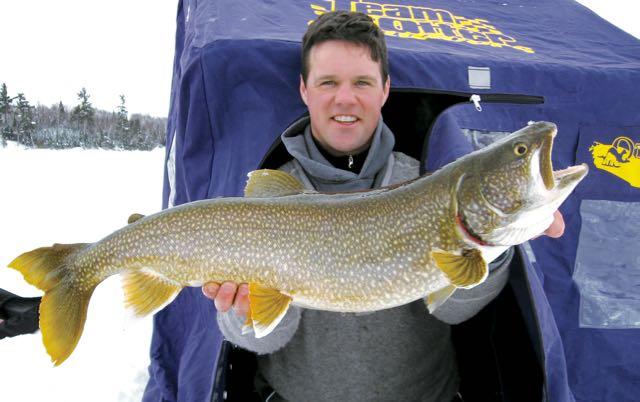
[244,169,305,198]
[127,213,145,224]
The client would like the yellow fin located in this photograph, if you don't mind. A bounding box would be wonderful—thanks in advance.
[122,269,182,316]
[244,169,305,198]
[9,243,88,291]
[431,249,488,289]
[8,243,93,366]
[247,283,292,337]
[241,315,253,335]
[127,213,145,224]
[40,283,93,366]
[426,285,456,313]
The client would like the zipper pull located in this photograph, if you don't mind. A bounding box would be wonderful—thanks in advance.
[348,155,354,169]
[470,94,482,112]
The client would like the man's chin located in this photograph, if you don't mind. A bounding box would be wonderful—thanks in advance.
[326,140,371,156]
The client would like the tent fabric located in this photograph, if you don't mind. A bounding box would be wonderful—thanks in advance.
[145,1,640,401]
[426,110,575,402]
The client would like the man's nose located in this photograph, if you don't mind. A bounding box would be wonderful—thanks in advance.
[334,83,357,105]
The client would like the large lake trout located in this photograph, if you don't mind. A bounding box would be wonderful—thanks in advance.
[8,121,587,365]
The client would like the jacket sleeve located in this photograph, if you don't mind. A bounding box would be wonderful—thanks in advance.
[216,306,302,354]
[431,247,513,325]
[0,288,41,340]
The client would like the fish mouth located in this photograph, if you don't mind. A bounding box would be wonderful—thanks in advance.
[552,164,589,189]
[539,124,555,190]
[538,123,588,191]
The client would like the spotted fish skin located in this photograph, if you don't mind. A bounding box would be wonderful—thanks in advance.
[84,173,458,312]
[7,121,588,365]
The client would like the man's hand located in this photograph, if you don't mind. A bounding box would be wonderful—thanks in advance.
[201,211,565,315]
[202,282,250,317]
[542,210,565,238]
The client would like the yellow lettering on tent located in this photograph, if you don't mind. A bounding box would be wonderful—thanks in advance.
[589,136,640,188]
[309,0,535,54]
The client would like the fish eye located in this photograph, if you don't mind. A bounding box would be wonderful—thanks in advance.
[514,143,528,156]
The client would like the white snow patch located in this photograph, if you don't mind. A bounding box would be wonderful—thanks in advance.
[0,142,165,402]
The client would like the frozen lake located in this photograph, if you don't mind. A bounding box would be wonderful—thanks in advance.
[0,142,165,401]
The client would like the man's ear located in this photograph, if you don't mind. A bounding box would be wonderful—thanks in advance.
[299,75,309,106]
[382,75,391,105]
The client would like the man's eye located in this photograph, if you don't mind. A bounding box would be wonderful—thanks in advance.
[355,80,370,86]
[320,81,335,86]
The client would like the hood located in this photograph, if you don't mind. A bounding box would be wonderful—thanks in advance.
[281,116,395,192]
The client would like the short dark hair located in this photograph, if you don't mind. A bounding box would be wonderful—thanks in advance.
[301,11,389,84]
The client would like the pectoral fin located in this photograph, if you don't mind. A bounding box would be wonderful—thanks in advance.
[244,169,305,198]
[426,285,456,313]
[431,249,488,289]
[247,283,292,338]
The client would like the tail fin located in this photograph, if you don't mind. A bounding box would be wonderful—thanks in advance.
[8,243,93,366]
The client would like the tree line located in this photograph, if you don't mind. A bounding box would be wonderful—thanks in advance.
[0,83,166,150]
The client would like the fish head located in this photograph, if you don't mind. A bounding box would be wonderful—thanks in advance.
[455,121,588,246]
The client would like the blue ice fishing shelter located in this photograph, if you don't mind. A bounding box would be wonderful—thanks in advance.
[144,1,640,401]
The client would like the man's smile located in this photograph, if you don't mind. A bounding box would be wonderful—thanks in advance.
[332,115,359,125]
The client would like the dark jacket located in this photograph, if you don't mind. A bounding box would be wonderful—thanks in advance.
[143,116,512,402]
[0,288,40,339]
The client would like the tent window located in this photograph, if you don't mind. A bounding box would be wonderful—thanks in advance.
[462,129,510,150]
[573,199,640,329]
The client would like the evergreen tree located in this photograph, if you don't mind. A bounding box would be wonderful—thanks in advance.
[115,94,129,148]
[71,87,95,147]
[0,83,14,142]
[116,95,128,128]
[128,116,142,150]
[57,101,66,122]
[15,93,36,146]
[55,101,67,148]
[0,83,11,123]
[0,83,166,149]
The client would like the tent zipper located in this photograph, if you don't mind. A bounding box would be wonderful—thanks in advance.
[392,87,544,107]
[470,94,482,111]
[416,90,545,172]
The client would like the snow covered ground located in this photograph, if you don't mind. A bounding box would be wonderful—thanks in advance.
[0,142,166,401]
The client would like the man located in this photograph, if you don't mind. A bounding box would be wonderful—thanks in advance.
[202,11,564,402]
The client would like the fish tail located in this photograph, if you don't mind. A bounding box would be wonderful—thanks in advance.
[8,243,94,366]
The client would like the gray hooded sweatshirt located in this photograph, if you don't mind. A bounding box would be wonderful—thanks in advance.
[217,116,511,402]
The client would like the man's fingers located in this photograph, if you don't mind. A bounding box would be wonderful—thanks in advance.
[234,284,251,317]
[202,282,250,317]
[202,282,220,300]
[543,210,565,238]
[214,282,238,312]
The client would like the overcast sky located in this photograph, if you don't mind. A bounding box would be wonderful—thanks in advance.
[0,0,175,117]
[0,1,637,118]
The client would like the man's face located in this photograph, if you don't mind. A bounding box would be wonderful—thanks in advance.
[300,40,390,156]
